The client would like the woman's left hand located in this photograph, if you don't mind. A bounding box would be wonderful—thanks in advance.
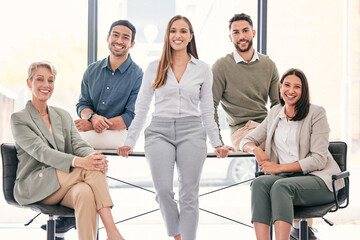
[75,152,108,174]
[259,161,281,174]
[214,145,235,158]
[93,154,109,174]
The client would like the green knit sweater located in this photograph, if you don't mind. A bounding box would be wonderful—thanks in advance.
[212,52,279,142]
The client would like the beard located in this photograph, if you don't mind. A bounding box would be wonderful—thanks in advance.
[234,38,253,53]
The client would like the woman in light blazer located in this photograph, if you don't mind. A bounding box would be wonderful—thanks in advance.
[240,68,345,240]
[11,61,124,240]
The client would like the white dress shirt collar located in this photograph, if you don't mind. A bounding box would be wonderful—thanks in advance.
[189,54,199,64]
[233,50,259,64]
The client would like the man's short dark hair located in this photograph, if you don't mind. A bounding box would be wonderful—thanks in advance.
[108,20,136,43]
[228,13,253,31]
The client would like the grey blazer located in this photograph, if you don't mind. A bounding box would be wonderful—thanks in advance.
[10,101,94,205]
[242,104,345,192]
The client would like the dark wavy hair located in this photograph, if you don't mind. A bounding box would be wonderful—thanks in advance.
[108,20,136,43]
[279,68,310,121]
[228,13,253,30]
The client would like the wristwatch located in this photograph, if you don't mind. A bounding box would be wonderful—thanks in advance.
[87,112,96,122]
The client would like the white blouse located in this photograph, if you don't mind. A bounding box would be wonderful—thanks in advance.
[239,106,299,164]
[273,108,299,164]
[124,55,222,148]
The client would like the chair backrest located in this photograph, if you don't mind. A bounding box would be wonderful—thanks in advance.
[328,141,347,172]
[1,143,18,205]
[328,141,347,203]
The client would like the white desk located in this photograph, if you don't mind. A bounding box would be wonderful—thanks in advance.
[99,150,254,158]
[98,149,256,229]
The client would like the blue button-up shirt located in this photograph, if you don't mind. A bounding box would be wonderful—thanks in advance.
[76,55,143,128]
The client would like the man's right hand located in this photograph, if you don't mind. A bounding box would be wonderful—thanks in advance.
[74,119,93,132]
[90,114,113,133]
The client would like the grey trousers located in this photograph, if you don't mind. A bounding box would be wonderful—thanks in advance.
[144,116,207,240]
[251,173,335,225]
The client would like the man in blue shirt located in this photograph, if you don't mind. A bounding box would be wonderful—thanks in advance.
[41,20,143,240]
[74,19,143,149]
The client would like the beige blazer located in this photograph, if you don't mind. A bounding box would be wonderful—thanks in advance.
[243,104,345,192]
[10,101,94,205]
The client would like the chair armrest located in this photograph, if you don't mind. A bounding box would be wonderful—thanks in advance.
[331,171,350,212]
[332,171,349,180]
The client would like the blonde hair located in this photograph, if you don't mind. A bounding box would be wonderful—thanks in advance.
[28,61,57,80]
[152,15,198,89]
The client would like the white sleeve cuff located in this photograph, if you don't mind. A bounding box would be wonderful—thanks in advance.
[72,157,76,167]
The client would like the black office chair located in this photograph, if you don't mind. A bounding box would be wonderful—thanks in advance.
[294,141,350,240]
[255,141,350,240]
[1,143,74,240]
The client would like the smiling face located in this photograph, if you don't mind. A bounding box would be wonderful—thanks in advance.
[27,67,55,103]
[280,74,302,107]
[169,19,193,52]
[229,20,256,53]
[107,25,135,57]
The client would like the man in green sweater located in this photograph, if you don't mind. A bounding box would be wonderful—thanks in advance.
[212,13,319,240]
[212,13,279,150]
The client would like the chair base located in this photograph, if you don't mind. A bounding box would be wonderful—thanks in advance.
[47,216,56,240]
[299,219,308,240]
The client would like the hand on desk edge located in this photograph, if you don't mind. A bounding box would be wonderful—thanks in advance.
[214,145,235,158]
[117,145,133,157]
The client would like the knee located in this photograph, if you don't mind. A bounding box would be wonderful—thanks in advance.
[251,177,268,192]
[270,180,292,197]
[156,188,175,202]
[179,194,198,209]
[73,183,96,207]
[179,186,198,204]
[88,170,106,182]
[251,177,262,187]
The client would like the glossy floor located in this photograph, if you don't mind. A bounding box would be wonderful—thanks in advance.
[0,222,359,239]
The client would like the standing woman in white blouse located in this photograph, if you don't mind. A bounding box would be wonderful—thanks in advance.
[240,68,345,240]
[118,15,233,240]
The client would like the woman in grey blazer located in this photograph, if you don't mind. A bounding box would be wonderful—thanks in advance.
[240,68,345,240]
[11,61,124,240]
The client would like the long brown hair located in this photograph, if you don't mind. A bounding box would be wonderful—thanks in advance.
[279,68,310,121]
[152,15,198,89]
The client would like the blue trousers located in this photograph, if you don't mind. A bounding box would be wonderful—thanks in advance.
[144,116,207,240]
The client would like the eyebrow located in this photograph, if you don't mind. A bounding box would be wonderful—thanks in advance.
[284,81,302,86]
[170,27,189,30]
[34,74,54,78]
[233,27,250,32]
[112,31,131,37]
